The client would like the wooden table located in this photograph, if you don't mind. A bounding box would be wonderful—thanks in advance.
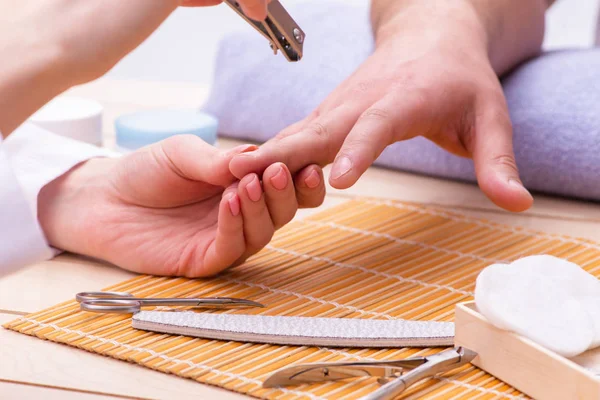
[2,79,599,399]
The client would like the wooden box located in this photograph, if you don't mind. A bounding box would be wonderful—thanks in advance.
[455,302,600,399]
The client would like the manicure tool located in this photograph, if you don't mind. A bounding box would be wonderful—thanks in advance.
[224,0,305,61]
[131,311,455,347]
[264,347,478,400]
[75,291,264,314]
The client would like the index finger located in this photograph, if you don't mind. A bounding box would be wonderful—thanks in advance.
[229,105,362,179]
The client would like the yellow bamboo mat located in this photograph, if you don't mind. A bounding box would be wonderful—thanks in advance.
[6,199,600,399]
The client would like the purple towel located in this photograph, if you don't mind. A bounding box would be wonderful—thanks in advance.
[203,1,600,201]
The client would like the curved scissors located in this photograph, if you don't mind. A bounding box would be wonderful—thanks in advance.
[76,291,264,314]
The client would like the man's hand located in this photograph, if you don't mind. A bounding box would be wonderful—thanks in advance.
[230,0,548,212]
[37,135,325,277]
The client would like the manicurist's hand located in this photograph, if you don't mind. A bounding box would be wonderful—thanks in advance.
[50,0,269,85]
[37,136,325,277]
[230,0,549,212]
[0,0,269,135]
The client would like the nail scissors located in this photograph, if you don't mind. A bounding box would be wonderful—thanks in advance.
[76,291,264,314]
[263,347,477,400]
[224,0,305,61]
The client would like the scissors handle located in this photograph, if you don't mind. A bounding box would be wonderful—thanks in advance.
[76,291,264,314]
[76,291,136,302]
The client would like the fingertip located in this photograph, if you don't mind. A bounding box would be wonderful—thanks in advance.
[225,192,241,217]
[304,168,321,189]
[328,156,360,189]
[264,162,290,191]
[239,173,263,202]
[295,165,326,208]
[296,165,323,190]
[479,173,534,213]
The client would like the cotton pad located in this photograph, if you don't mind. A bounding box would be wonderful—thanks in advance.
[475,255,600,357]
[510,255,600,348]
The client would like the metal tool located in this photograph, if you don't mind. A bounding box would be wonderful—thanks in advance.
[263,347,477,400]
[76,291,264,314]
[224,0,305,61]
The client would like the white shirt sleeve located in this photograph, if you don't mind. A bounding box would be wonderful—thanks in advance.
[0,123,117,276]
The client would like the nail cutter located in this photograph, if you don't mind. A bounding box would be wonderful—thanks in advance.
[224,0,305,61]
[263,347,477,400]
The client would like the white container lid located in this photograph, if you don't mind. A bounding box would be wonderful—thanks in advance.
[29,96,103,145]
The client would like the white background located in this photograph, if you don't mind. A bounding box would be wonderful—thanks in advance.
[106,0,600,85]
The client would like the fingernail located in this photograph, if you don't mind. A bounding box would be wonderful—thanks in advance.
[509,179,533,197]
[304,169,321,189]
[246,175,262,202]
[227,193,240,216]
[270,165,288,191]
[508,178,526,190]
[230,144,258,156]
[331,157,353,180]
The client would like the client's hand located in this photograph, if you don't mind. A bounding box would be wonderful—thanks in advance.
[229,1,535,212]
[37,135,325,277]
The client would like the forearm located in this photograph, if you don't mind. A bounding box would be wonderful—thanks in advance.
[370,0,550,75]
[0,2,71,137]
[0,45,69,137]
[0,0,180,137]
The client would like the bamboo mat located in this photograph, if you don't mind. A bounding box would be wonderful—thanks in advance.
[6,199,600,399]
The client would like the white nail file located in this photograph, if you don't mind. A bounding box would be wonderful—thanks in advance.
[132,311,455,347]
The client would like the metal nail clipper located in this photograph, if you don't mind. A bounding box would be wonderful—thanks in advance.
[224,0,305,61]
[264,347,477,400]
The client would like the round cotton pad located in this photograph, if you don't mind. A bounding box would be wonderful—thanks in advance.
[29,96,103,145]
[510,255,600,348]
[115,110,218,152]
[475,262,594,357]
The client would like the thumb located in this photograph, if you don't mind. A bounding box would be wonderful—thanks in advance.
[237,0,269,21]
[159,135,257,187]
[472,109,533,212]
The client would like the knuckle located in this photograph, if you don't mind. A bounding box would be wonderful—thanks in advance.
[306,121,329,138]
[491,154,518,171]
[411,90,431,117]
[308,108,322,120]
[349,81,370,97]
[355,106,395,146]
[359,107,391,122]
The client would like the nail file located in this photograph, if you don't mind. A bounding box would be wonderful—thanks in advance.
[132,311,455,347]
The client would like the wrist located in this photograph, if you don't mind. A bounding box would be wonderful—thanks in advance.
[465,0,546,74]
[38,157,118,255]
[372,0,489,57]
